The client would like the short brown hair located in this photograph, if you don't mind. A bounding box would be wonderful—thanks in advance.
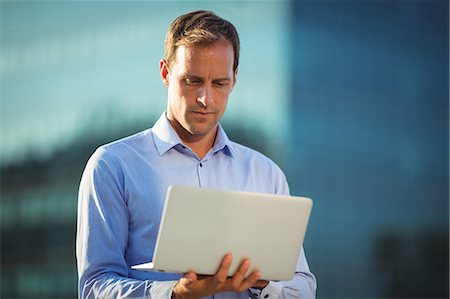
[164,10,240,72]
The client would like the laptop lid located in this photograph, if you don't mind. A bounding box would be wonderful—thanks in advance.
[132,185,313,281]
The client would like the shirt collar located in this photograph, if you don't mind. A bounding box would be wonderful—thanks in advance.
[151,113,236,158]
[213,123,236,158]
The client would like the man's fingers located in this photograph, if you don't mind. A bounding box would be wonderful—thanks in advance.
[183,272,198,283]
[231,259,250,288]
[175,256,266,297]
[214,253,232,284]
[177,272,197,290]
[238,270,261,291]
[173,272,199,299]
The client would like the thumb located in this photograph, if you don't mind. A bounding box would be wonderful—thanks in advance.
[181,271,198,286]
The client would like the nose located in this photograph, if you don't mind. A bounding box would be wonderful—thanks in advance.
[197,84,213,108]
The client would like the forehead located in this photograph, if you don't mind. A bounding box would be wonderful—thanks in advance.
[172,40,235,76]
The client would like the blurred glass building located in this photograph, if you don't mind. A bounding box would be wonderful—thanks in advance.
[288,1,449,297]
[1,1,448,298]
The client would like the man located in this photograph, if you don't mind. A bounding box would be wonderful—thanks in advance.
[77,10,316,299]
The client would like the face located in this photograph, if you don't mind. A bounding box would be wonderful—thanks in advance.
[160,39,237,143]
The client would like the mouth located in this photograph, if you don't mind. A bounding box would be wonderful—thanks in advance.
[192,111,215,115]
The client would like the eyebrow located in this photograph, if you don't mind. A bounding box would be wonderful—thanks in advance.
[213,78,231,82]
[183,74,232,82]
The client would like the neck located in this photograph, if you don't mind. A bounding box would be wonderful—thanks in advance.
[183,134,217,160]
[169,120,218,160]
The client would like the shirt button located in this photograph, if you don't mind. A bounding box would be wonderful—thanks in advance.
[199,163,203,167]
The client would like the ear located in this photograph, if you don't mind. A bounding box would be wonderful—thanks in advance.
[160,59,170,86]
[231,67,238,90]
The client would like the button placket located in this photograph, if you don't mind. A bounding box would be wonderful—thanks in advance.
[196,161,204,187]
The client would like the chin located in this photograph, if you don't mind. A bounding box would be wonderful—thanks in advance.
[188,124,217,137]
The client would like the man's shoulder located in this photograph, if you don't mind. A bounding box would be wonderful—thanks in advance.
[91,128,153,161]
[228,140,289,194]
[229,141,282,170]
[101,129,151,150]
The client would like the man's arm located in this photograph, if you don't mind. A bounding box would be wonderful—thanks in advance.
[77,148,178,298]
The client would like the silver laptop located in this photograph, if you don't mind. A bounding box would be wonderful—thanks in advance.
[132,185,313,281]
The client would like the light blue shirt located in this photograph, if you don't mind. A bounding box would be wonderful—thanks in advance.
[77,113,317,299]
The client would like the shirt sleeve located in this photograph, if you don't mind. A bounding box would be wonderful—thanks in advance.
[76,148,176,298]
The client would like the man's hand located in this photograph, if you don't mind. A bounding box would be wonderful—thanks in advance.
[172,254,268,299]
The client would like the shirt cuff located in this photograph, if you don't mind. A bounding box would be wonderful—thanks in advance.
[249,281,283,299]
[150,280,178,299]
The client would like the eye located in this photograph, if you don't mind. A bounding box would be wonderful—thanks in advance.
[185,78,201,86]
[214,80,229,88]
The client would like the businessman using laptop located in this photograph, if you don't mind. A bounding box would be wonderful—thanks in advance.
[77,10,316,299]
